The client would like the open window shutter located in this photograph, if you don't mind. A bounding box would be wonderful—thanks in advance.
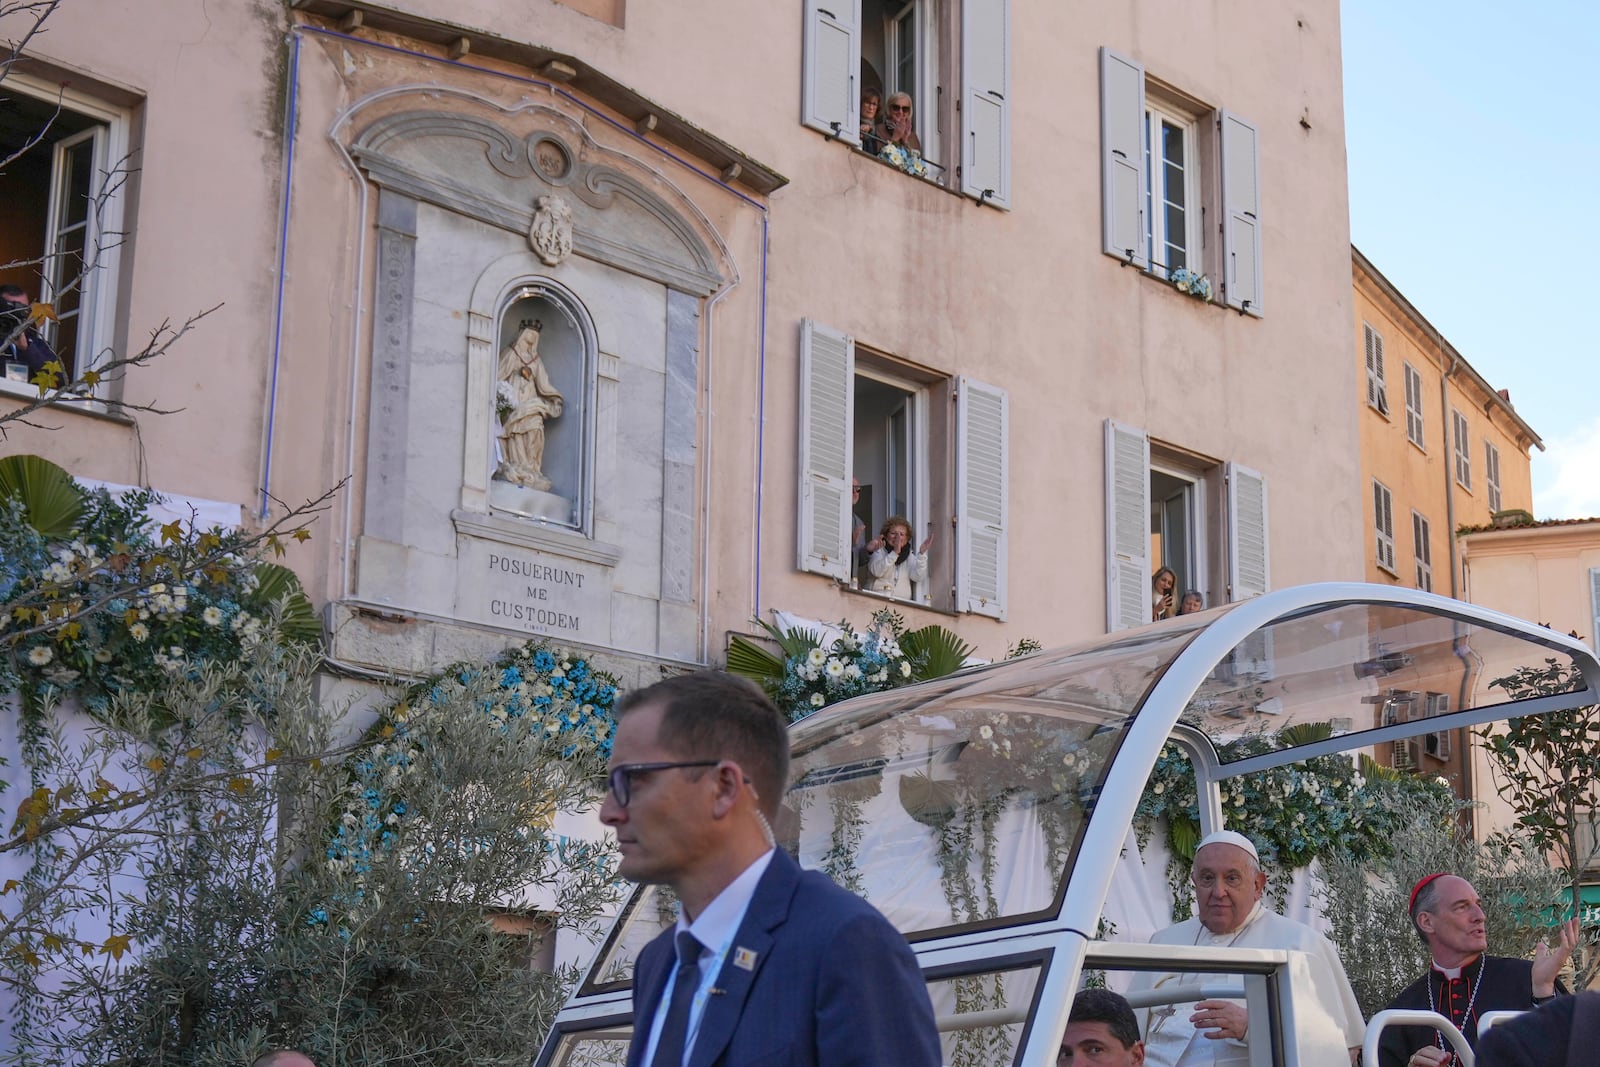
[801,0,862,143]
[797,320,854,580]
[1219,110,1263,316]
[1099,48,1146,268]
[955,378,1008,618]
[1104,420,1150,631]
[1590,568,1600,653]
[960,0,1011,207]
[1226,461,1269,600]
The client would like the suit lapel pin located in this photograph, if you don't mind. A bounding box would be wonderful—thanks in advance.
[732,946,758,971]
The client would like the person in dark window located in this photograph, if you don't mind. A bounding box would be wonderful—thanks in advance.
[867,515,930,599]
[0,285,60,384]
[1151,567,1177,621]
[858,89,884,154]
[877,92,922,155]
[1176,590,1204,616]
[851,478,871,573]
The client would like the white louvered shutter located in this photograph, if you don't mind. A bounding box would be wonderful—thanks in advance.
[960,0,1011,207]
[1220,110,1263,316]
[797,320,854,580]
[955,378,1008,618]
[1590,568,1600,653]
[1227,461,1269,600]
[801,0,862,143]
[1099,48,1146,268]
[1364,325,1387,413]
[1105,420,1150,631]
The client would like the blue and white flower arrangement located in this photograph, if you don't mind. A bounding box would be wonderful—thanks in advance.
[879,143,929,178]
[1170,267,1214,302]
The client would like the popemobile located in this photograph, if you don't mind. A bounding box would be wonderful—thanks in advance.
[536,583,1600,1066]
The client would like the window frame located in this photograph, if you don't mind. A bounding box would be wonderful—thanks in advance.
[0,71,131,405]
[1373,479,1396,575]
[1143,100,1200,279]
[1412,510,1432,592]
[1403,361,1425,449]
[797,318,1008,617]
[1452,409,1472,491]
[803,0,1011,207]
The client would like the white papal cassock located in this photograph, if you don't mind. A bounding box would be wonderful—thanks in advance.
[1128,901,1365,1067]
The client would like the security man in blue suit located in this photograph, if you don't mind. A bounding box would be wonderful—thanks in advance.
[602,670,943,1067]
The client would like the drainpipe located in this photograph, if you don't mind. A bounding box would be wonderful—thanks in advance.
[1436,331,1477,834]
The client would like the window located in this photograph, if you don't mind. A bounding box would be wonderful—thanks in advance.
[1403,362,1425,447]
[1485,441,1501,513]
[1423,692,1451,761]
[1144,102,1199,275]
[0,73,130,395]
[1452,409,1472,490]
[1373,480,1395,574]
[802,0,1012,206]
[1100,48,1263,315]
[1363,324,1388,416]
[1104,420,1267,631]
[1412,511,1432,592]
[798,319,1009,618]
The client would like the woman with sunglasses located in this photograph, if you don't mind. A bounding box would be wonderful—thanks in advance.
[877,91,922,154]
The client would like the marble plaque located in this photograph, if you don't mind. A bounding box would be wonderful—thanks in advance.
[457,537,611,644]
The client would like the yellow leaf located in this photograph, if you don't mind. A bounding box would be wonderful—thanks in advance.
[159,519,183,545]
[185,748,203,761]
[19,949,39,968]
[145,757,166,774]
[81,369,100,387]
[227,777,251,795]
[378,724,395,739]
[57,621,82,642]
[41,934,62,951]
[1,880,18,895]
[198,531,222,552]
[30,301,56,322]
[292,528,311,543]
[264,748,283,763]
[101,934,132,961]
[309,758,322,770]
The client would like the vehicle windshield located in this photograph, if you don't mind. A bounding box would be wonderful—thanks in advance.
[578,590,1594,995]
[581,616,1211,991]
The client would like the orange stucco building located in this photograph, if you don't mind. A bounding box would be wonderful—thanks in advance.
[1353,248,1543,804]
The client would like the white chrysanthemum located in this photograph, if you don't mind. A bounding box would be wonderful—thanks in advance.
[810,693,826,707]
[807,648,826,667]
[824,659,845,679]
[129,622,150,641]
[843,663,862,680]
[899,661,912,677]
[979,725,993,739]
[202,606,224,626]
[28,645,53,666]
[94,648,113,663]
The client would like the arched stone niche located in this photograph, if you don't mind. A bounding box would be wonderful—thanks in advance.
[471,267,598,530]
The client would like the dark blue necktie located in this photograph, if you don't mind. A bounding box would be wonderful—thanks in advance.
[650,931,704,1067]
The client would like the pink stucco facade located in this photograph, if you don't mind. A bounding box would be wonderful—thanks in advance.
[2,0,1363,679]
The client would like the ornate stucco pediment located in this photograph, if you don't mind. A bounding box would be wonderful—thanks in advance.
[350,104,724,296]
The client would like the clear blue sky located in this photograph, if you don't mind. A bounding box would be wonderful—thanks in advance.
[1342,1,1600,519]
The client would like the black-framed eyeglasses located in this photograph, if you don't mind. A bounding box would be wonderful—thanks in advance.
[607,761,720,807]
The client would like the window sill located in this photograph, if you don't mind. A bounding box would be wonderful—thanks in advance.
[838,580,962,618]
[1408,438,1427,455]
[0,381,131,424]
[1368,402,1391,420]
[812,128,1001,208]
[1376,561,1399,579]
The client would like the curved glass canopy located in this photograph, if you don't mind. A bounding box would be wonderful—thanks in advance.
[539,584,1600,1067]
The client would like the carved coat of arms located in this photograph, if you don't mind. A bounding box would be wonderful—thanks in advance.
[529,194,574,266]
